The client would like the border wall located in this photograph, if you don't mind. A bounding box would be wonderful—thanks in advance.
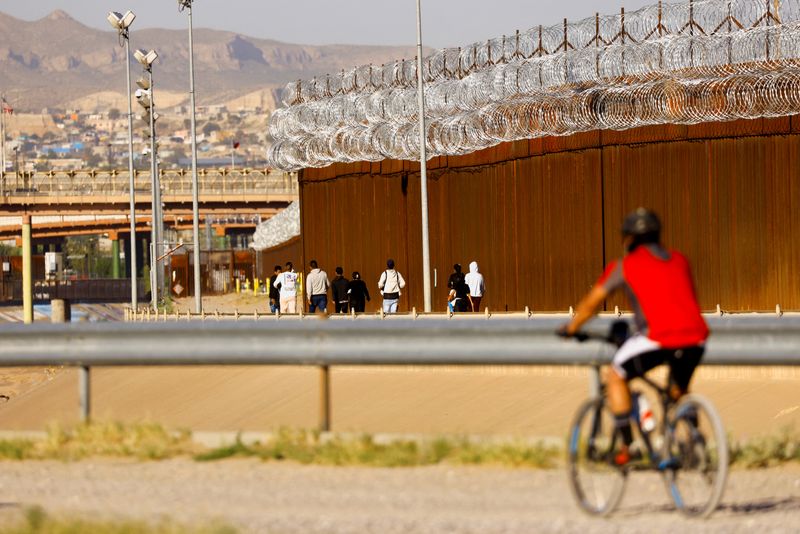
[298,117,800,313]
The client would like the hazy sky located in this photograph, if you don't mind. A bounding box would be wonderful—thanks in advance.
[0,0,655,49]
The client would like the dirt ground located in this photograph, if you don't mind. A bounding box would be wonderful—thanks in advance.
[0,460,798,533]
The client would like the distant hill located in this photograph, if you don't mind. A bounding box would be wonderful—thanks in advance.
[0,10,421,112]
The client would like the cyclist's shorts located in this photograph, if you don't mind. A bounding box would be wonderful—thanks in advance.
[612,334,704,391]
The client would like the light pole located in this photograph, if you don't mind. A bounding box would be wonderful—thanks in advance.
[178,0,203,313]
[107,10,138,311]
[0,94,6,195]
[134,48,162,310]
[415,0,432,312]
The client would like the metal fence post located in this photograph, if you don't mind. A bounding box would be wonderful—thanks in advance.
[79,366,91,423]
[319,365,331,432]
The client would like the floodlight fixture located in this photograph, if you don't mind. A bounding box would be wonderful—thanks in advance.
[134,49,158,69]
[136,76,150,90]
[107,10,136,31]
[135,89,152,109]
[177,0,194,10]
[140,111,160,124]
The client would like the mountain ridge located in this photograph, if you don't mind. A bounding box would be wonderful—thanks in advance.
[0,10,422,112]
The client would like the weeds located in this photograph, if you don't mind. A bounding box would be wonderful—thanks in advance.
[195,428,560,468]
[0,421,195,461]
[0,506,238,534]
[730,427,800,468]
[0,421,798,469]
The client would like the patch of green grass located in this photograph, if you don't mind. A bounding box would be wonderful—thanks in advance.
[730,427,800,468]
[0,438,36,460]
[158,297,176,314]
[195,428,561,469]
[0,506,238,534]
[0,421,196,461]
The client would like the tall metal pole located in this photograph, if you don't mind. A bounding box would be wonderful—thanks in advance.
[124,36,138,311]
[183,1,203,313]
[147,67,158,310]
[21,215,32,324]
[415,0,432,312]
[0,98,5,195]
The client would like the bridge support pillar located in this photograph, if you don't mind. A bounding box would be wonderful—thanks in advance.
[22,215,33,324]
[110,231,121,279]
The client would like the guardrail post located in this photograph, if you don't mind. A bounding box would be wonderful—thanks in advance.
[51,299,71,324]
[589,365,601,399]
[319,365,331,432]
[79,366,91,423]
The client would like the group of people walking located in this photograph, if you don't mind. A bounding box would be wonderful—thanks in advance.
[446,262,485,313]
[267,259,386,314]
[267,258,484,314]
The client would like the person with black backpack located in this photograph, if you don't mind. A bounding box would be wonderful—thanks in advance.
[447,263,470,312]
[378,258,406,314]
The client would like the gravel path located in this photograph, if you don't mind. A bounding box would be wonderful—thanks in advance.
[0,461,798,533]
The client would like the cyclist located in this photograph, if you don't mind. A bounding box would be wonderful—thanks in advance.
[559,208,709,465]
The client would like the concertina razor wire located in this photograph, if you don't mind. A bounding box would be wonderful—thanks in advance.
[251,201,300,251]
[268,0,800,170]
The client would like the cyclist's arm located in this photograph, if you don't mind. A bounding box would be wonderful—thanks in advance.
[565,285,609,335]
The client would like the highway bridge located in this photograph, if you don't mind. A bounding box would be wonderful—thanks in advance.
[0,168,297,240]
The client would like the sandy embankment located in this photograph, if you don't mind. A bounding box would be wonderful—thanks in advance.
[0,296,798,438]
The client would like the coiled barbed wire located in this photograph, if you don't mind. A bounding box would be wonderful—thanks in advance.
[269,0,800,170]
[251,201,300,251]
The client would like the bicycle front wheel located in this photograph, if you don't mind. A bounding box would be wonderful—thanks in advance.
[663,394,729,518]
[567,397,627,516]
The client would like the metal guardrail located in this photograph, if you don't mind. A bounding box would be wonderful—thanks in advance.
[0,315,798,430]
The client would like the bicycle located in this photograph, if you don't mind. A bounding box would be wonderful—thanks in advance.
[563,321,728,518]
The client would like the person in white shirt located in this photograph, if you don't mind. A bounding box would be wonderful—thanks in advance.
[377,258,406,314]
[274,261,299,313]
[465,261,486,312]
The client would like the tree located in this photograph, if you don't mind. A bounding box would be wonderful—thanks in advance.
[108,108,121,120]
[202,122,220,137]
[64,236,114,278]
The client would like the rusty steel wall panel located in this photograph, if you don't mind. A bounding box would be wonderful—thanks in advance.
[302,119,800,312]
[258,236,302,280]
[602,135,800,311]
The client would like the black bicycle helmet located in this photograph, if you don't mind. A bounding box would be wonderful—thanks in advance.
[621,208,661,237]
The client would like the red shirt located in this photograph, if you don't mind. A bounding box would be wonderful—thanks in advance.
[598,245,709,348]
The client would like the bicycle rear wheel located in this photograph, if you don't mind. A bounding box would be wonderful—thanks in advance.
[567,397,627,516]
[663,394,728,518]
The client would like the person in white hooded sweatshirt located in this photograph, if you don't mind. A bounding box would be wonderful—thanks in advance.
[465,261,485,312]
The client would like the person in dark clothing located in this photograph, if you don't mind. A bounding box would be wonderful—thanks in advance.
[268,265,281,314]
[447,263,470,312]
[347,271,371,313]
[331,266,350,313]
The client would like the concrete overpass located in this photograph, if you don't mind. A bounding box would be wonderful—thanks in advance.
[0,168,297,240]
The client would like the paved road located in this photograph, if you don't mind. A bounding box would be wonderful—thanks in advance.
[0,460,798,533]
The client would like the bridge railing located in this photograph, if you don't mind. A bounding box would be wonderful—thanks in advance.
[0,169,298,198]
[0,315,797,429]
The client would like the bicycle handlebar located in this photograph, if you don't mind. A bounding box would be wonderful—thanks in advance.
[556,329,613,344]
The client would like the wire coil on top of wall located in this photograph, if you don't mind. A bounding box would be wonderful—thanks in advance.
[268,0,800,171]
